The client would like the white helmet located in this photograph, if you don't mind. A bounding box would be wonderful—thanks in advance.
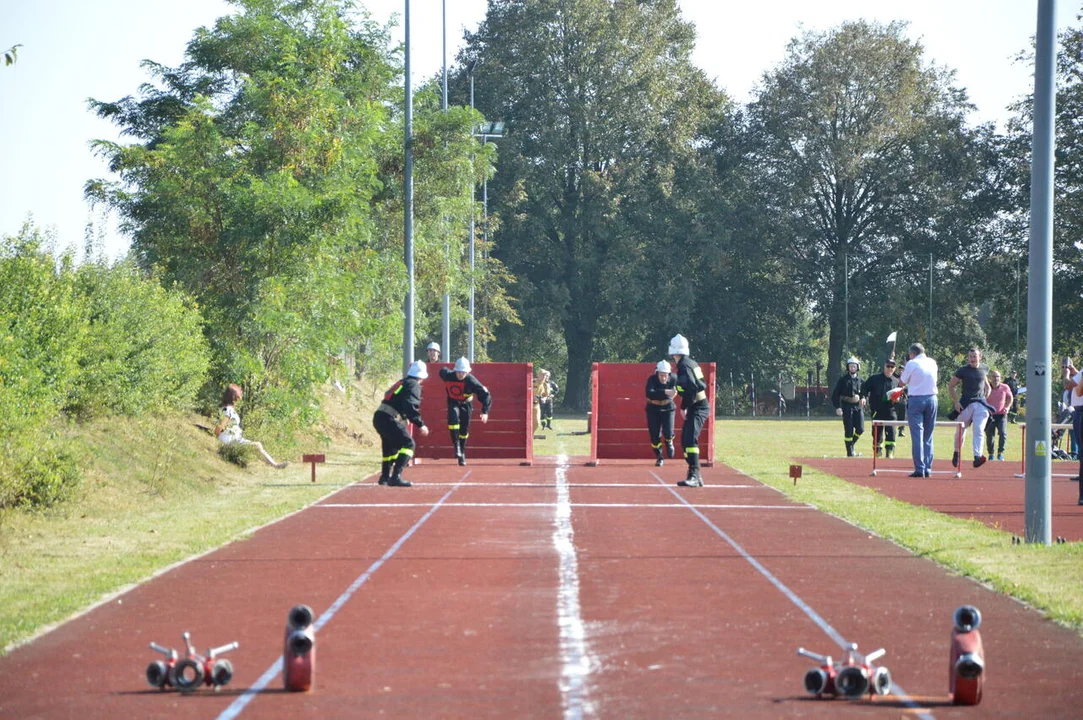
[655,360,671,373]
[407,360,428,379]
[668,333,690,356]
[846,356,860,370]
[426,342,440,352]
[454,357,471,373]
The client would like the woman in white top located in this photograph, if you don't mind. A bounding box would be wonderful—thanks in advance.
[213,383,289,469]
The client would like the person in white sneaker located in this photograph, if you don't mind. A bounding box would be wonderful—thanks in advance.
[948,348,993,469]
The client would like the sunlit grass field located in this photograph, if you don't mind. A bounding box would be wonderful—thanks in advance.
[1,410,1080,654]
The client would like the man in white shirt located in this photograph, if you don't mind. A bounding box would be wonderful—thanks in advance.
[899,343,939,478]
[1064,359,1083,492]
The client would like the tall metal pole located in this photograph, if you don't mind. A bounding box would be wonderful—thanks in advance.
[928,254,934,348]
[467,69,476,362]
[1025,0,1057,545]
[482,136,488,357]
[403,0,415,375]
[440,0,450,361]
[843,253,849,358]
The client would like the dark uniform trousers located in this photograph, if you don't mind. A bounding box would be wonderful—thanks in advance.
[447,401,474,456]
[373,409,415,478]
[682,401,710,469]
[647,405,676,458]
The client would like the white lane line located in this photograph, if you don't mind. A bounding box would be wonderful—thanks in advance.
[370,482,761,488]
[554,454,595,719]
[650,471,935,719]
[317,503,811,510]
[215,472,470,720]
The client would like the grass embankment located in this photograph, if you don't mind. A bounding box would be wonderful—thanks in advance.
[0,378,388,653]
[2,412,1080,654]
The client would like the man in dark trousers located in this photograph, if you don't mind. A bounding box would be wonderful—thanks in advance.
[372,361,430,487]
[863,359,902,458]
[669,334,710,487]
[439,357,492,466]
[832,356,866,457]
[645,360,677,466]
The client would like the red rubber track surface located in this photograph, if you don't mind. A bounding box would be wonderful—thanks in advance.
[2,460,1082,718]
[803,456,1083,541]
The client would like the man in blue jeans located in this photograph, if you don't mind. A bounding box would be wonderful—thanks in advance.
[899,343,939,477]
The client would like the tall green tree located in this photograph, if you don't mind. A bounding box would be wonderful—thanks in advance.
[87,0,493,432]
[459,0,727,409]
[1002,10,1083,359]
[747,21,1002,387]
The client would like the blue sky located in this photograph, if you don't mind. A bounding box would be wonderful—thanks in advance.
[1,0,1079,259]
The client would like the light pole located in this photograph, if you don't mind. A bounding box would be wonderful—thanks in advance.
[402,0,415,375]
[474,120,505,359]
[467,59,478,361]
[440,0,450,360]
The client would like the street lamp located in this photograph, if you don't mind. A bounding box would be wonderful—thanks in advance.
[473,120,505,358]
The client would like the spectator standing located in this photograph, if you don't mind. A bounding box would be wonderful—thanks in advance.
[948,347,993,469]
[983,370,1013,461]
[1065,360,1083,484]
[1005,370,1020,423]
[899,343,939,477]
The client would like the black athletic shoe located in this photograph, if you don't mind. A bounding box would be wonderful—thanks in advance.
[677,477,703,488]
[908,471,924,478]
[457,456,466,466]
[951,451,960,468]
[386,477,412,487]
[378,476,389,486]
[655,457,664,467]
[666,442,675,459]
[925,471,931,477]
[973,456,987,469]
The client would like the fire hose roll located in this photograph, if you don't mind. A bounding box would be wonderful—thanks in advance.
[950,605,985,706]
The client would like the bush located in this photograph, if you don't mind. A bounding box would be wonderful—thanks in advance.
[217,442,255,468]
[67,261,210,418]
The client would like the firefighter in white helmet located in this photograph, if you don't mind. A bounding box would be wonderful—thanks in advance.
[438,357,492,466]
[669,334,709,487]
[831,356,867,457]
[645,360,678,466]
[372,361,430,486]
[425,341,441,363]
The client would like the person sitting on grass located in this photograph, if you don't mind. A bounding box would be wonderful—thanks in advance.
[213,383,289,469]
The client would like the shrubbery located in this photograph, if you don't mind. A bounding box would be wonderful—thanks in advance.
[0,223,210,509]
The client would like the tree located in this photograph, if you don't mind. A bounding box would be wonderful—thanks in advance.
[458,0,728,409]
[86,0,493,433]
[747,21,1002,387]
[1003,10,1083,358]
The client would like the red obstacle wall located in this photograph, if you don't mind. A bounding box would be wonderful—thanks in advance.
[415,362,533,464]
[589,362,715,466]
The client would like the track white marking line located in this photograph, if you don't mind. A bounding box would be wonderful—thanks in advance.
[215,471,471,720]
[554,454,595,719]
[317,502,810,509]
[649,471,935,719]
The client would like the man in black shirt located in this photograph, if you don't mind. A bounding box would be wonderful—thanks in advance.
[948,347,992,469]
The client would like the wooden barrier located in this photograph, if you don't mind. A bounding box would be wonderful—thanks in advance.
[415,362,534,465]
[589,362,715,466]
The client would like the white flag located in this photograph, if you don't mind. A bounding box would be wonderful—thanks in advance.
[885,331,897,343]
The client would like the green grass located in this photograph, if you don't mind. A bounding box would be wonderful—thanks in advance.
[1,410,1080,654]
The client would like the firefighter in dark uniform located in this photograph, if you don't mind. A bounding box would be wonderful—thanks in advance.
[862,358,902,458]
[670,334,709,487]
[832,356,866,457]
[372,360,429,487]
[646,360,677,466]
[438,357,492,466]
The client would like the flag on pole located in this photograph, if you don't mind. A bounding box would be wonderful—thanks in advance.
[885,331,897,344]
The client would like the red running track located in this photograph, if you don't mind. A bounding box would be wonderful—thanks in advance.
[2,458,1083,718]
[803,455,1083,541]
